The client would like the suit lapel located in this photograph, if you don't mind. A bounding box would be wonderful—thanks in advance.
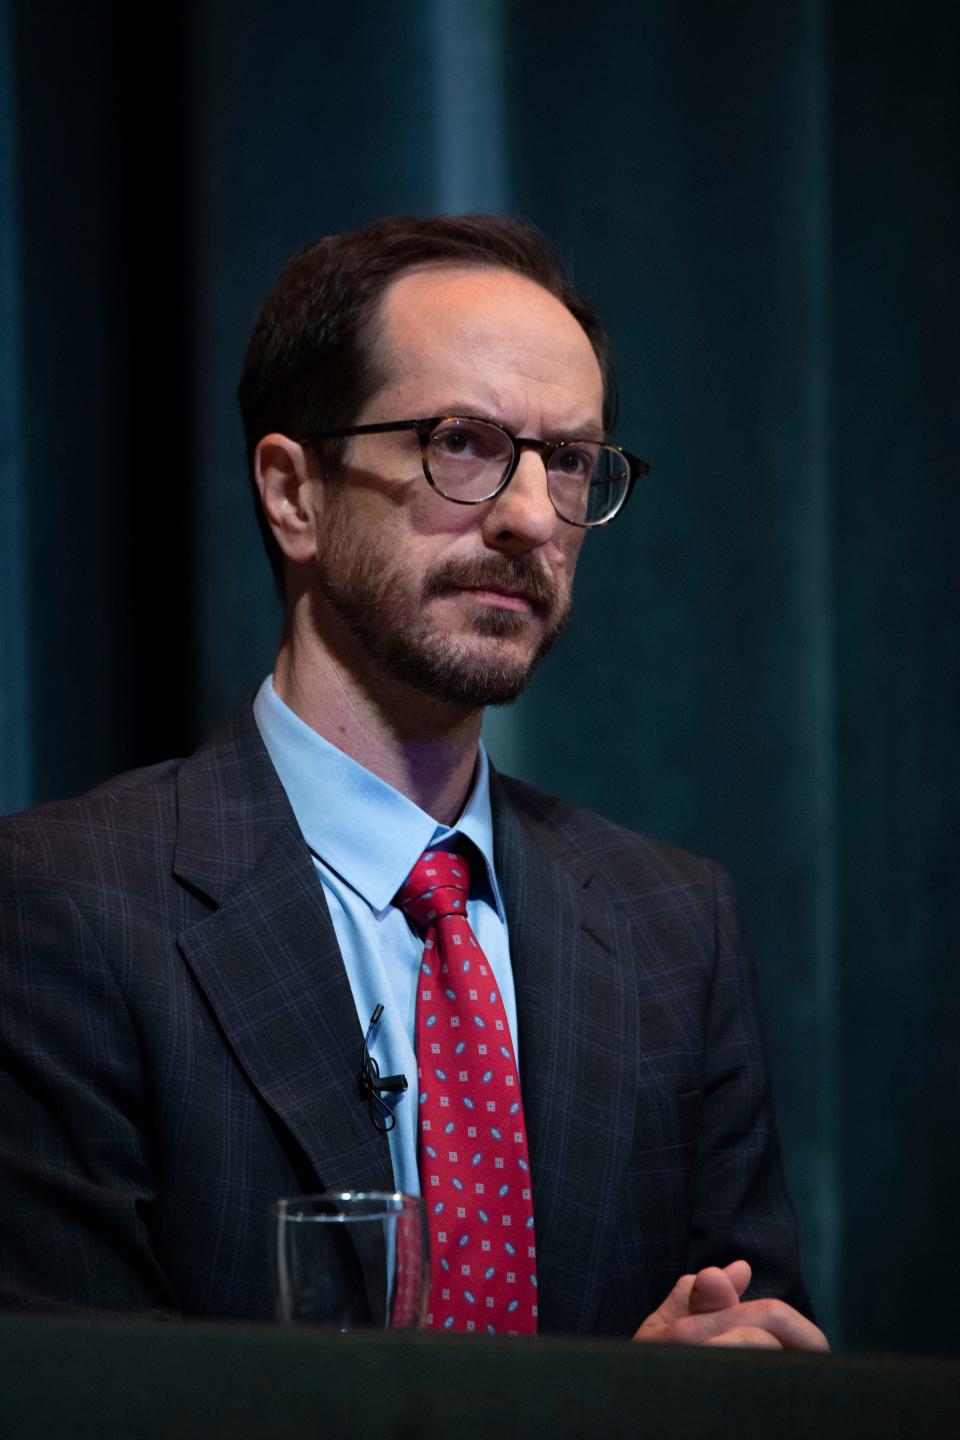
[492,777,640,1336]
[173,705,392,1195]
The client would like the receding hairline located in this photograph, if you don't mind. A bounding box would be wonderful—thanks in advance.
[359,258,607,413]
[375,256,600,315]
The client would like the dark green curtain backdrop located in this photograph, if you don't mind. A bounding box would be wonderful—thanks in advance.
[2,0,957,1353]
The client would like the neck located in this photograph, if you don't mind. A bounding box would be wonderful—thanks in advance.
[273,615,484,827]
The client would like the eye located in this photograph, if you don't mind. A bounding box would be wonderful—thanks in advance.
[429,421,501,462]
[431,428,472,457]
[550,444,598,480]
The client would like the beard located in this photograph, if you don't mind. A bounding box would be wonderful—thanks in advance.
[311,503,571,710]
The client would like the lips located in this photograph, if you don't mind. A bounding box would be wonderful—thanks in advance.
[455,584,537,611]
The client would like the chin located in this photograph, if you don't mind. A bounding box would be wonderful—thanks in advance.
[389,625,557,711]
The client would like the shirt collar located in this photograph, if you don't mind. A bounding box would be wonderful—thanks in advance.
[252,676,504,918]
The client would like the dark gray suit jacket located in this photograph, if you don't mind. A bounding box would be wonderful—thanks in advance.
[0,702,809,1332]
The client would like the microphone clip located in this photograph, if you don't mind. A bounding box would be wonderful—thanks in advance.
[359,1004,408,1134]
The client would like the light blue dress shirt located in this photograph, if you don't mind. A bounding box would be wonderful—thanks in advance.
[252,676,517,1198]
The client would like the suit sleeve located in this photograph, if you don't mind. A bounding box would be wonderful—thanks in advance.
[684,862,814,1318]
[0,837,179,1315]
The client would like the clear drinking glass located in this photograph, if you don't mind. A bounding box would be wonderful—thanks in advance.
[270,1191,429,1330]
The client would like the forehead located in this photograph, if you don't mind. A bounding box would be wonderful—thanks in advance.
[370,264,604,424]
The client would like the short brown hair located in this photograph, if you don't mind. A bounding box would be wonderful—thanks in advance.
[238,214,616,593]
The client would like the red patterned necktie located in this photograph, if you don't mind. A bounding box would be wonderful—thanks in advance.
[394,848,538,1335]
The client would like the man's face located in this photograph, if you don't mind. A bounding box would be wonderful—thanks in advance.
[308,264,605,711]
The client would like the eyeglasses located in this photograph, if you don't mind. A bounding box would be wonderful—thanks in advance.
[300,416,649,528]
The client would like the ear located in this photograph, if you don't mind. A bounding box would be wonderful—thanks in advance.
[253,433,322,565]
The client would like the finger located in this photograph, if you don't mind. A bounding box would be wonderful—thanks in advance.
[708,1326,783,1350]
[687,1266,742,1315]
[675,1299,830,1351]
[635,1262,753,1336]
[722,1259,752,1299]
[632,1274,697,1337]
[740,1301,828,1352]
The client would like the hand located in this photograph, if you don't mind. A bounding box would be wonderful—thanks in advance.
[633,1260,829,1351]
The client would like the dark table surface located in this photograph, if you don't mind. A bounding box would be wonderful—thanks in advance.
[2,1314,958,1440]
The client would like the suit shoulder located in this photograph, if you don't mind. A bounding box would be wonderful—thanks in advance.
[496,773,723,895]
[0,758,183,882]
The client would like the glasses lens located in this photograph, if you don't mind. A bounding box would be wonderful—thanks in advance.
[424,418,513,500]
[548,444,631,525]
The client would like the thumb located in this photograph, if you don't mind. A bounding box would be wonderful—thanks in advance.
[688,1260,752,1315]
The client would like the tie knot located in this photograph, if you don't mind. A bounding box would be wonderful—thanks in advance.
[395,849,472,928]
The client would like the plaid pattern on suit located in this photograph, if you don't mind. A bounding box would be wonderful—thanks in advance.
[0,702,810,1330]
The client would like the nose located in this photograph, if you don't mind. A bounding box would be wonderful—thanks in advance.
[480,449,559,554]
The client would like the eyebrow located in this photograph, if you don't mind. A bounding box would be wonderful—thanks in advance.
[425,406,607,441]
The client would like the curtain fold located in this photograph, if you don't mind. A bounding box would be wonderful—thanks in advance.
[0,0,30,814]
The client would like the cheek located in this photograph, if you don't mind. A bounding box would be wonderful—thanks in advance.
[404,487,479,539]
[560,529,588,578]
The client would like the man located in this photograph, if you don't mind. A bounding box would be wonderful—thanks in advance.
[0,215,825,1348]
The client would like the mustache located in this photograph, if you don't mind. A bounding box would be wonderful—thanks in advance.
[421,555,559,610]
